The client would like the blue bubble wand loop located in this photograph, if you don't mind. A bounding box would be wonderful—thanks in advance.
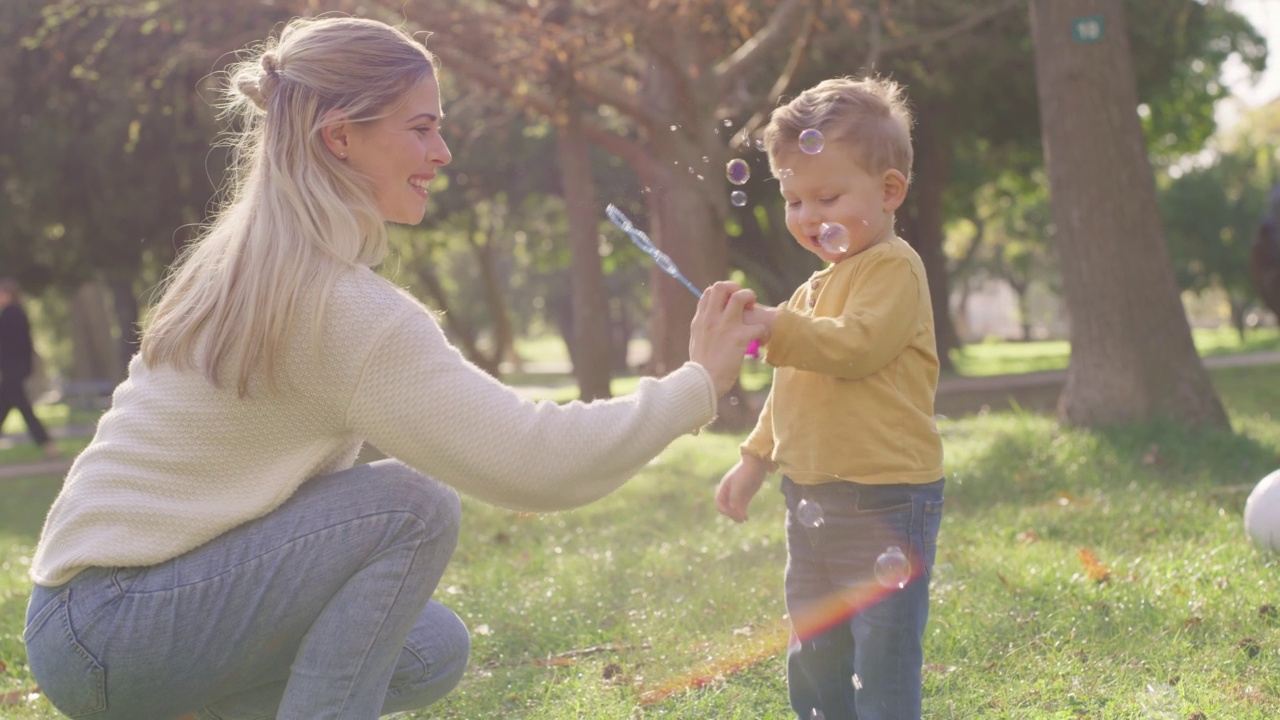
[605,204,702,298]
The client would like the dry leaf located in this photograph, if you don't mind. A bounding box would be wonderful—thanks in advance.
[0,687,38,707]
[1077,548,1111,583]
[1016,530,1041,544]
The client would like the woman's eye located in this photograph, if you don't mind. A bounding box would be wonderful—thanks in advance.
[415,127,432,135]
[786,200,800,208]
[820,196,839,204]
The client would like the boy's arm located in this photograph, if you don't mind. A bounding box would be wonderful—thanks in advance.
[764,255,921,380]
[739,384,777,468]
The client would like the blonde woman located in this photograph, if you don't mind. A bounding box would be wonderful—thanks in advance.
[24,16,762,720]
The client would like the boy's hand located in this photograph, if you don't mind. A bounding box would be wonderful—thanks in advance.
[742,304,778,346]
[716,456,768,523]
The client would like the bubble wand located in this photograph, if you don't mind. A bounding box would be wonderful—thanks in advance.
[605,204,702,298]
[605,203,760,358]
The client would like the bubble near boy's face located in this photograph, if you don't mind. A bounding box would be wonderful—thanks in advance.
[774,138,904,263]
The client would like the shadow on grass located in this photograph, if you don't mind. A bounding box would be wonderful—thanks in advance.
[948,417,1277,513]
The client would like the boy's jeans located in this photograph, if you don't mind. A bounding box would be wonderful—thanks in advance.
[24,460,470,720]
[782,476,944,720]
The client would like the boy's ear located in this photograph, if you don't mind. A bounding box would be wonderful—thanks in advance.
[320,110,353,160]
[882,169,908,212]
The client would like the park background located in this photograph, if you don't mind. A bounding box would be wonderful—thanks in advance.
[3,0,1280,717]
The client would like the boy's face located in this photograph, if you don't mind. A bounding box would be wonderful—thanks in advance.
[774,140,907,263]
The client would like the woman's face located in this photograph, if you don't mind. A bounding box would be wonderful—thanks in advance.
[343,75,452,225]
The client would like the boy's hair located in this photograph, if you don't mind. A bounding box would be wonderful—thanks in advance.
[763,76,914,181]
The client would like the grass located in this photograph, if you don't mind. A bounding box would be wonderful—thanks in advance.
[2,363,1279,717]
[509,327,1280,404]
[947,326,1280,378]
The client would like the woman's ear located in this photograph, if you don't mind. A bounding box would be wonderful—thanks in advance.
[882,169,908,213]
[321,110,352,160]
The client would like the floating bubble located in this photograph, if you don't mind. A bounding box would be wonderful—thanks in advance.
[723,118,733,127]
[702,156,709,163]
[730,190,748,207]
[796,499,824,528]
[818,222,850,253]
[799,128,825,154]
[670,124,679,131]
[754,138,766,152]
[726,158,750,185]
[875,546,911,589]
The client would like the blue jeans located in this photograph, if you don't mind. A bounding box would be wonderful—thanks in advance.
[782,476,944,720]
[24,460,470,719]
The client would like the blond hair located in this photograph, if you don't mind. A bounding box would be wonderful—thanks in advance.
[142,17,437,395]
[764,76,914,181]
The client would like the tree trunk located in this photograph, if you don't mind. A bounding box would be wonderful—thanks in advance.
[900,106,960,373]
[473,236,514,377]
[69,279,123,383]
[1229,297,1247,343]
[106,273,140,371]
[1029,0,1228,428]
[558,110,613,400]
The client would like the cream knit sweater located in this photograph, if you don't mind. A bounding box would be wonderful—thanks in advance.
[31,267,717,586]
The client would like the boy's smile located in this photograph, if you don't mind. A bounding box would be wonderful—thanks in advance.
[775,140,907,263]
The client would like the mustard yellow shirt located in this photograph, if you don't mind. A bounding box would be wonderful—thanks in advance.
[742,236,944,485]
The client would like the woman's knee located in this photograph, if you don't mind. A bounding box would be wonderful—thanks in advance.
[384,602,470,713]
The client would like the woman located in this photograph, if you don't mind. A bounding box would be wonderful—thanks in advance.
[24,16,762,720]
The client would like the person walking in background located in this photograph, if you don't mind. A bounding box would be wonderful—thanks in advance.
[0,278,58,460]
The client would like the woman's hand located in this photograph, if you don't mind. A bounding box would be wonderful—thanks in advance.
[689,281,768,397]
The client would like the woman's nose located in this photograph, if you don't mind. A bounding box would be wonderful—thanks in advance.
[429,135,452,167]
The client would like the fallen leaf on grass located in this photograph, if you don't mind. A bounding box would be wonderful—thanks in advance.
[1015,530,1040,544]
[1077,548,1111,583]
[1,687,39,706]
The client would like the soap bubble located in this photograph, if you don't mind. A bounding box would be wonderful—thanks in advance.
[875,546,911,589]
[818,222,850,253]
[726,158,750,185]
[799,128,825,154]
[796,499,824,528]
[730,190,748,207]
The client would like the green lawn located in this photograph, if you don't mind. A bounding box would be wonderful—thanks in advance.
[1,364,1278,717]
[947,326,1280,378]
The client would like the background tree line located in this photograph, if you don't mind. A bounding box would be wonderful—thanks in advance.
[0,0,1272,430]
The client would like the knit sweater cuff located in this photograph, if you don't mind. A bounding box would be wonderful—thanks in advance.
[671,361,719,432]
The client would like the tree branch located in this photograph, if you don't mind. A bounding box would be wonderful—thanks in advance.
[735,2,818,142]
[714,0,811,92]
[878,0,1021,56]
